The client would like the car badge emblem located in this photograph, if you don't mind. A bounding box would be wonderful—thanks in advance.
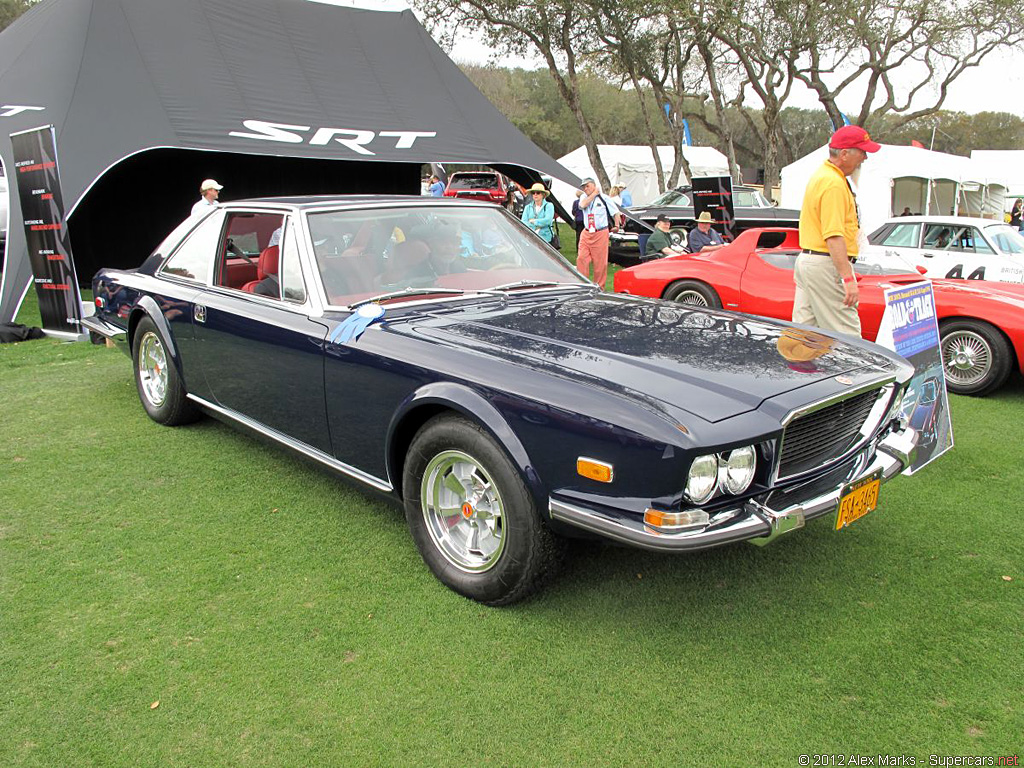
[835,375,853,385]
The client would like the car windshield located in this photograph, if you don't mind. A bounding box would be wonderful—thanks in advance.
[447,174,501,190]
[650,189,691,207]
[985,224,1024,255]
[307,204,588,306]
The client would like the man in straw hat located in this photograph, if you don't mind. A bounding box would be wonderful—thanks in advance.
[520,183,556,245]
[686,211,726,253]
[794,124,880,336]
[576,177,622,289]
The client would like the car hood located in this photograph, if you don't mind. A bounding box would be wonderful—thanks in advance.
[400,292,897,423]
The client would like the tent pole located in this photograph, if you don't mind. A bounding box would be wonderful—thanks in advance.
[925,180,933,215]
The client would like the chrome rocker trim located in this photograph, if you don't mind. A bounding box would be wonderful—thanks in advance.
[187,395,393,493]
[549,427,917,553]
[82,314,127,342]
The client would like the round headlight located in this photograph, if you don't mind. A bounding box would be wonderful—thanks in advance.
[685,453,719,504]
[719,446,756,495]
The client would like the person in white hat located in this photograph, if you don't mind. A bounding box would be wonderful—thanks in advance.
[191,178,223,217]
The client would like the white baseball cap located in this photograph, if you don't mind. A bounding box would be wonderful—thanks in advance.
[201,178,223,191]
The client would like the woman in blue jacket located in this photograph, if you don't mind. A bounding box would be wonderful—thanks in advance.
[521,183,555,245]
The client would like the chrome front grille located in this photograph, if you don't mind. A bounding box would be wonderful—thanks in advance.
[777,387,886,480]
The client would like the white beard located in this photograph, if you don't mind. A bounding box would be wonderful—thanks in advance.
[849,165,863,189]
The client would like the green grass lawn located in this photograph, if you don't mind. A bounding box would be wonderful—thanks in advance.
[2,287,1022,767]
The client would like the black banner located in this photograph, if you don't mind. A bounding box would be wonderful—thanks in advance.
[691,176,735,239]
[10,126,83,336]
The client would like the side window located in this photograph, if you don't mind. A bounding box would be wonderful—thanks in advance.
[733,190,756,207]
[279,220,307,304]
[923,224,955,250]
[881,223,921,248]
[160,211,223,283]
[216,211,285,295]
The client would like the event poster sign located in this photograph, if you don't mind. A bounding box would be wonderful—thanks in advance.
[874,281,953,474]
[690,176,735,238]
[10,125,83,336]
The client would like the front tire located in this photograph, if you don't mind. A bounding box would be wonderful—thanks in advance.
[132,316,199,425]
[403,414,561,605]
[663,279,722,308]
[939,319,1012,397]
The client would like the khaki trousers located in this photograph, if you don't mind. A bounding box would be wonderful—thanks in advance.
[793,252,862,337]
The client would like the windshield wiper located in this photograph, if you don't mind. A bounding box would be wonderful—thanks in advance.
[349,287,466,309]
[490,280,586,292]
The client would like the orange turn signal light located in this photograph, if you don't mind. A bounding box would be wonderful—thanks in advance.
[577,457,613,483]
[643,508,710,531]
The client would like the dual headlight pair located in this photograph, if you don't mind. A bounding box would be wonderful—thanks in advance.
[684,445,757,505]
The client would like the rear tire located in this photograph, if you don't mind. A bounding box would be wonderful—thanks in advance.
[939,319,1012,397]
[132,316,199,425]
[403,414,562,605]
[663,280,722,308]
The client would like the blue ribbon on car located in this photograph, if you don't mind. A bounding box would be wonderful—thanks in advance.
[329,304,386,345]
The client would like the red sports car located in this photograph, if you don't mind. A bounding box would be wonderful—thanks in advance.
[613,227,1024,396]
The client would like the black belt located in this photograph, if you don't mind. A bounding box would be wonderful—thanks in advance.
[802,248,856,263]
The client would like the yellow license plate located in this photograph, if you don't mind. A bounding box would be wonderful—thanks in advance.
[835,471,881,530]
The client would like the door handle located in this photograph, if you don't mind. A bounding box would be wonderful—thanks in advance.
[194,304,207,323]
[922,253,934,258]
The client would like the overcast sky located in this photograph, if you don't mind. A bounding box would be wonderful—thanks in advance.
[312,0,1024,122]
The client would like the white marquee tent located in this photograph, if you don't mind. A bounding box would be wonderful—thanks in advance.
[780,144,1007,235]
[550,144,729,213]
[970,150,1024,199]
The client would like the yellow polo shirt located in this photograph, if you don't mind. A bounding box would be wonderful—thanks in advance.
[799,160,860,256]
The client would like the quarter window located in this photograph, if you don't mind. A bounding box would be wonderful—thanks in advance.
[160,211,223,283]
[881,223,921,248]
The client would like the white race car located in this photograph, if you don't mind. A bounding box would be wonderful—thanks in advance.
[865,215,1024,283]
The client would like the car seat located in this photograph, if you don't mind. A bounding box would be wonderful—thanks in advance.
[241,246,279,293]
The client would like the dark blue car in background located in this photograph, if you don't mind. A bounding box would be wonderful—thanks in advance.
[84,196,918,604]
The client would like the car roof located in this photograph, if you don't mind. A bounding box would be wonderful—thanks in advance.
[219,195,498,210]
[884,215,1005,227]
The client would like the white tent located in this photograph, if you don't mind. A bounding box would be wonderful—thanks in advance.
[780,144,1007,235]
[971,150,1024,199]
[550,144,729,212]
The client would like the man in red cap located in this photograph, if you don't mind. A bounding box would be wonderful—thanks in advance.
[794,125,880,336]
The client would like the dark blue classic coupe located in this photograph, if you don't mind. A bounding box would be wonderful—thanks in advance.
[84,196,918,604]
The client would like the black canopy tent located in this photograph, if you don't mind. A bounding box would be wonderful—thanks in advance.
[0,0,578,322]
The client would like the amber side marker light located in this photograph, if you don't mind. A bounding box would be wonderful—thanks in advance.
[644,508,710,532]
[577,457,613,483]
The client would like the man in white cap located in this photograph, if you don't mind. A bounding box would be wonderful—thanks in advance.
[576,177,622,289]
[191,178,223,217]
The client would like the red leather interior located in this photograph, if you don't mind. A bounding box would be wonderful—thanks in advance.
[241,246,280,293]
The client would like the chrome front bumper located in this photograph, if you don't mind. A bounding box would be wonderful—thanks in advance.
[548,428,917,553]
